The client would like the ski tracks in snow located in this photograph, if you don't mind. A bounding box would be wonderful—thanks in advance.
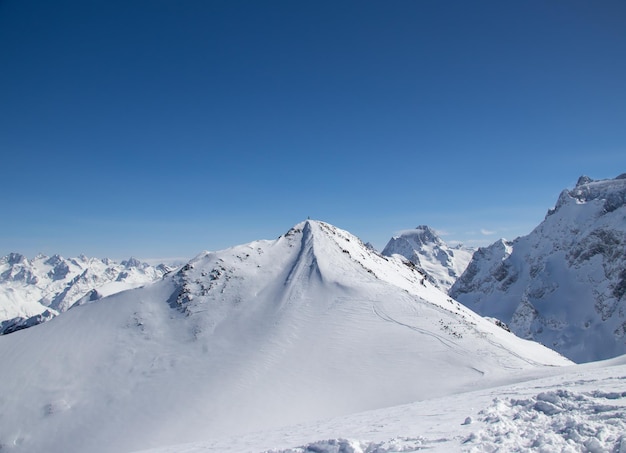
[371,299,470,355]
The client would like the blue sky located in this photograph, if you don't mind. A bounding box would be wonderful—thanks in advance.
[1,0,625,261]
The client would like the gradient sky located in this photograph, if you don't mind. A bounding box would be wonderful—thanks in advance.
[2,0,625,261]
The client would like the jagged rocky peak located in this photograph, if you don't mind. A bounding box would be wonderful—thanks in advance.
[122,257,143,269]
[552,174,626,214]
[381,225,474,292]
[168,219,435,315]
[384,225,444,249]
[44,254,64,267]
[5,252,27,266]
[451,173,626,363]
[576,175,593,186]
[452,239,512,293]
[412,225,443,243]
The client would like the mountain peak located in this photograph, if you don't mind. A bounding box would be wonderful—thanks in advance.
[0,220,572,453]
[576,175,593,187]
[381,226,473,291]
[452,174,626,362]
[4,252,27,266]
[122,257,143,269]
[549,174,626,217]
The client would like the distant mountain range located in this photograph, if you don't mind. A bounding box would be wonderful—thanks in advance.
[0,253,171,334]
[451,174,626,363]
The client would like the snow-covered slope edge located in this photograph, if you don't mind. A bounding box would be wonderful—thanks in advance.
[0,253,171,333]
[451,174,626,363]
[0,220,569,453]
[382,225,474,291]
[135,355,626,453]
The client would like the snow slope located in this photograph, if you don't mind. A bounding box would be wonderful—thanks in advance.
[451,174,626,363]
[382,225,474,291]
[0,253,170,333]
[137,355,626,453]
[0,220,569,453]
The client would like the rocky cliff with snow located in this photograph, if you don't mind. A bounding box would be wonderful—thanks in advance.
[451,174,626,363]
[382,225,474,291]
[0,253,171,333]
[0,220,569,453]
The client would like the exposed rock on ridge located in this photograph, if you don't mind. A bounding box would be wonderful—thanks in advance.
[451,175,626,363]
[382,225,474,291]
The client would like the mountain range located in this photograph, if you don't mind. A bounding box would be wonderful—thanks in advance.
[0,253,170,334]
[3,174,626,365]
[0,220,569,453]
[2,174,626,451]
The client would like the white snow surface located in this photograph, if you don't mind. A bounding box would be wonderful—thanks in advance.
[382,225,474,292]
[0,220,569,453]
[451,174,626,363]
[135,355,626,453]
[0,253,170,331]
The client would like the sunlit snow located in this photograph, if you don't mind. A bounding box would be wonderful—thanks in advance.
[0,220,570,453]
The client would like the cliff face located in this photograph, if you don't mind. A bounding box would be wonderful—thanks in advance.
[451,175,626,363]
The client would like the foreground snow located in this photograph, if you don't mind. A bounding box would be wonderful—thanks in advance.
[137,356,626,453]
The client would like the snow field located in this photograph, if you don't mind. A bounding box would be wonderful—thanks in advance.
[137,357,626,453]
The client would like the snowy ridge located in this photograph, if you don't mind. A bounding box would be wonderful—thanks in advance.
[382,225,474,291]
[451,174,626,363]
[0,220,569,453]
[0,253,171,333]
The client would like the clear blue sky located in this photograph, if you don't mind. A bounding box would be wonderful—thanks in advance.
[1,0,625,261]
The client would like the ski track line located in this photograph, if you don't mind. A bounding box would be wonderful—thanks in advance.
[371,302,468,355]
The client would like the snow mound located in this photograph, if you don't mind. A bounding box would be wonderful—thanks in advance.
[464,389,626,452]
[132,356,626,453]
[264,437,428,453]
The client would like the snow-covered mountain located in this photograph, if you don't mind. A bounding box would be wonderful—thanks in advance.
[382,225,474,291]
[0,253,171,334]
[0,220,569,453]
[451,174,626,363]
